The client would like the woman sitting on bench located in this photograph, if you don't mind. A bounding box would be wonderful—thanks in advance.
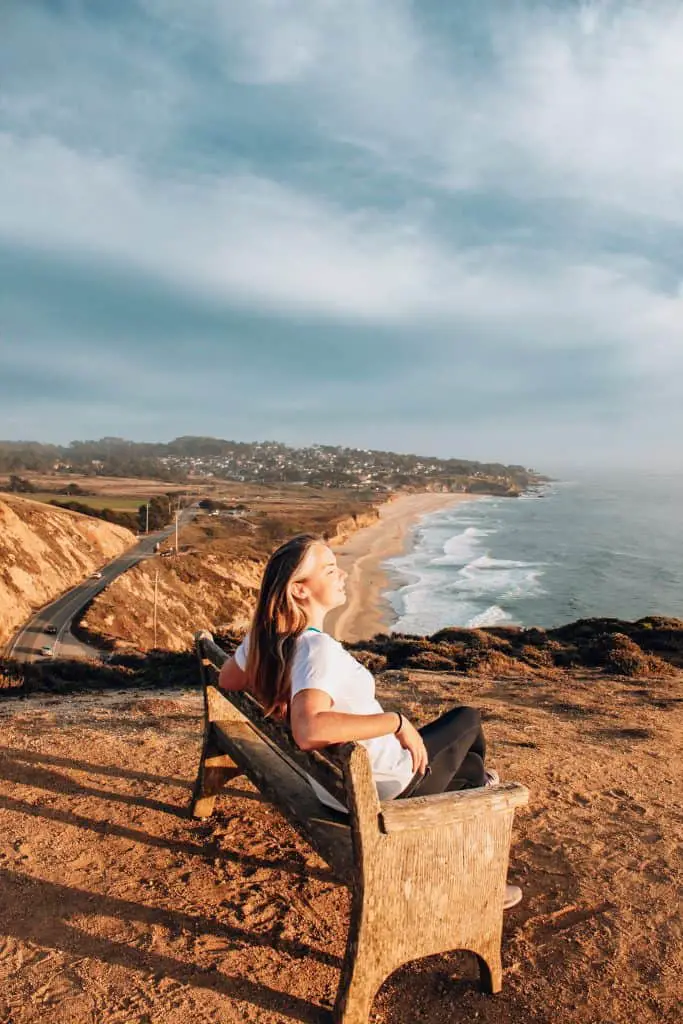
[220,532,505,791]
[219,533,522,907]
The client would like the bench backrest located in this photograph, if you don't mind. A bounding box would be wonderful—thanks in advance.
[196,630,351,810]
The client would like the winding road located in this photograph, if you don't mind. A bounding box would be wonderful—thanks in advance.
[6,506,198,663]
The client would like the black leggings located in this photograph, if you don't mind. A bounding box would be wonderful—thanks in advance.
[400,706,487,798]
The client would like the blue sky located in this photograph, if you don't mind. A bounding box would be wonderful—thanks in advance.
[1,1,682,472]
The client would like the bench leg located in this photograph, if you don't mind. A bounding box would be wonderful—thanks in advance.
[333,902,386,1024]
[190,736,242,819]
[333,945,383,1024]
[475,946,503,995]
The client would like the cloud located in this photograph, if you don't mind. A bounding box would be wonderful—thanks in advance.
[1,1,683,465]
[211,1,683,224]
[3,130,681,361]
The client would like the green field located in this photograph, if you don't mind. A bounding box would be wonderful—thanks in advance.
[14,492,145,512]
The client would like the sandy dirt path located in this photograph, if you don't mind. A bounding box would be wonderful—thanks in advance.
[0,667,680,1024]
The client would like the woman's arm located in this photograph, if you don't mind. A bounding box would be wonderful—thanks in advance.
[290,689,428,773]
[217,655,247,692]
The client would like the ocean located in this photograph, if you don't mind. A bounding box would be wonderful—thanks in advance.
[385,473,683,633]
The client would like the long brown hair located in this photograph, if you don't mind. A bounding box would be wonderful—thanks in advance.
[245,533,322,718]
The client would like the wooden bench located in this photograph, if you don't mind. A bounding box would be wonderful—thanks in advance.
[191,630,529,1024]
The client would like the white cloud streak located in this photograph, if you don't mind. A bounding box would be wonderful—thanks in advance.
[195,0,683,223]
[2,128,681,373]
[2,1,683,459]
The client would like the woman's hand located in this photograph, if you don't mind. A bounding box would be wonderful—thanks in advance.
[396,717,429,775]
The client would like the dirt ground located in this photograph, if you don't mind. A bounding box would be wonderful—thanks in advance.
[0,668,680,1024]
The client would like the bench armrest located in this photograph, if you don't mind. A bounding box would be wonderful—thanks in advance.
[379,781,529,833]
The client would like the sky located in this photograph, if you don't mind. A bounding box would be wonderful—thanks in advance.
[1,0,682,473]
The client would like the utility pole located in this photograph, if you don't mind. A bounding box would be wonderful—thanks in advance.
[175,508,179,555]
[145,501,149,534]
[153,567,159,648]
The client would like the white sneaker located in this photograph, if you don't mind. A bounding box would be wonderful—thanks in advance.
[504,883,523,910]
[483,768,500,787]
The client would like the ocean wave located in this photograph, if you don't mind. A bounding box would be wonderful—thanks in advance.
[385,490,549,633]
[454,571,541,592]
[467,554,536,570]
[466,605,511,627]
[387,475,683,633]
[444,526,491,548]
[450,564,545,600]
[389,587,485,635]
[427,526,495,566]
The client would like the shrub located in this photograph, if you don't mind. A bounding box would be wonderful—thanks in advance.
[405,652,455,671]
[354,651,388,673]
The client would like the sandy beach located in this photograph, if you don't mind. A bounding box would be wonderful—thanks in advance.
[326,491,477,642]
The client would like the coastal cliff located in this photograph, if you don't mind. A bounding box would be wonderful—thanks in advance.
[80,552,263,652]
[0,495,135,647]
[325,508,380,545]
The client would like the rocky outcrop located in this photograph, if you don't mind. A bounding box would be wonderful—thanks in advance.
[326,509,380,545]
[348,616,683,678]
[0,495,135,646]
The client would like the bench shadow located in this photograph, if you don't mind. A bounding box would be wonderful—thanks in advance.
[376,951,485,1014]
[0,867,335,1022]
[0,755,180,815]
[0,792,333,886]
[0,745,189,788]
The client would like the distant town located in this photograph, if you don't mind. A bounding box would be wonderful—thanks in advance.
[0,436,548,495]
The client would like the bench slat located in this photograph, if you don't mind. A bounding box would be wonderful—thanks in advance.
[211,719,353,881]
[379,781,529,833]
[217,684,348,808]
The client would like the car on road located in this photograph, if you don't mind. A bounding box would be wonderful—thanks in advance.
[90,571,103,579]
[44,625,58,635]
[39,646,54,657]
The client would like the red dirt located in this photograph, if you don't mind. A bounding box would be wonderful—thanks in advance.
[0,666,681,1023]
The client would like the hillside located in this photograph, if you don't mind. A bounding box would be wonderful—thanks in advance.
[0,435,548,493]
[0,494,135,647]
[78,491,378,652]
[1,487,680,1024]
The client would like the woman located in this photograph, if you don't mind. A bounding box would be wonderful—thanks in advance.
[219,533,521,908]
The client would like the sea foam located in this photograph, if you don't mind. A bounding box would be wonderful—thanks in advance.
[386,500,545,634]
[387,475,683,631]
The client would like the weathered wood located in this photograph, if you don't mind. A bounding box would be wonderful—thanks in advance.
[191,751,241,819]
[193,630,530,1022]
[190,638,246,818]
[379,780,529,832]
[212,717,354,879]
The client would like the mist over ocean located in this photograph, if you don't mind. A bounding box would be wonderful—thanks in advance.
[385,473,683,634]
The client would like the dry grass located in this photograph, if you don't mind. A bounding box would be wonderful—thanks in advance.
[350,616,683,679]
[10,493,144,512]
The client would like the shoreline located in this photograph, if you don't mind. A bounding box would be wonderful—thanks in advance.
[326,491,478,643]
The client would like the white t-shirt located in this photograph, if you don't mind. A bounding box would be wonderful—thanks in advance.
[234,628,413,812]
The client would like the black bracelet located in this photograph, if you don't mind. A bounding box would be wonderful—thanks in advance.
[394,711,403,734]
